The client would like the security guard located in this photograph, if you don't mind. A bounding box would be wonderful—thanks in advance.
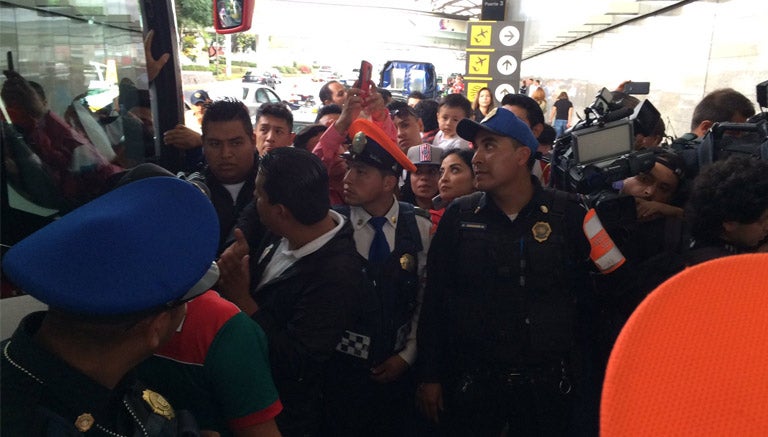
[416,108,598,436]
[325,119,432,437]
[1,177,220,436]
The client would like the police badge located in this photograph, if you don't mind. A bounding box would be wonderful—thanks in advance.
[532,221,552,243]
[400,254,416,272]
[142,389,175,420]
[75,413,94,432]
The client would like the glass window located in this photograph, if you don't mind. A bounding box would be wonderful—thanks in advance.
[1,0,153,218]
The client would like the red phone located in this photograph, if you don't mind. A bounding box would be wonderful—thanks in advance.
[356,60,372,97]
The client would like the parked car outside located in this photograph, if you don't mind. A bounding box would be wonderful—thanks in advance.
[240,83,301,123]
[242,70,281,88]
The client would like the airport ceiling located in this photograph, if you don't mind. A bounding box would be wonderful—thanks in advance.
[274,0,686,58]
[431,0,482,18]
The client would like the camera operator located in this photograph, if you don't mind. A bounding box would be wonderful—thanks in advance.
[593,149,691,385]
[616,149,688,221]
[685,155,768,265]
[670,88,756,176]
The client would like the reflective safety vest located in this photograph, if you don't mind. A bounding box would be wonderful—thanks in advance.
[583,208,626,274]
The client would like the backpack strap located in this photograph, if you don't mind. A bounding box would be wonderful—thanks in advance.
[546,187,571,222]
[397,201,425,253]
[332,204,351,218]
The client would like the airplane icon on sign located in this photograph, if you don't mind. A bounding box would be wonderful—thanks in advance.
[474,28,488,43]
[472,56,488,72]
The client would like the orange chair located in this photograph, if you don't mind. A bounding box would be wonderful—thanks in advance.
[601,253,768,436]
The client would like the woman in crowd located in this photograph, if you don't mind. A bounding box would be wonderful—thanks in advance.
[430,148,476,232]
[471,87,494,122]
[550,91,574,138]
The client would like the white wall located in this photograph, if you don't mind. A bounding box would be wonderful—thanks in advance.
[520,0,768,137]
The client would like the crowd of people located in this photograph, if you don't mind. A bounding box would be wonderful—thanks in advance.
[2,65,767,437]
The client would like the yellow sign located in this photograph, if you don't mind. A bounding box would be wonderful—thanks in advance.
[468,54,490,75]
[466,83,489,103]
[469,25,492,46]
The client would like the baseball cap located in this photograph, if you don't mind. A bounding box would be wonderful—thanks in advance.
[190,89,211,105]
[2,177,220,316]
[407,143,443,166]
[342,119,417,174]
[457,107,539,153]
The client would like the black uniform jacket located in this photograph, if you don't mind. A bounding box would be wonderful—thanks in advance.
[417,181,593,383]
[1,312,186,436]
[249,218,367,436]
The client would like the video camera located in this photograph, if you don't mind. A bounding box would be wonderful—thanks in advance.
[672,80,768,177]
[550,88,662,192]
[549,87,663,227]
[698,80,768,167]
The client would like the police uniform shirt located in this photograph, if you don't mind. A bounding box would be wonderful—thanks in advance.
[349,196,431,266]
[348,197,432,365]
[418,180,594,379]
[2,312,182,436]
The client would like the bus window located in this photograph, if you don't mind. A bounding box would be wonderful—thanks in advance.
[1,0,184,251]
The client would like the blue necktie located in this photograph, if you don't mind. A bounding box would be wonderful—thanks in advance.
[368,216,390,264]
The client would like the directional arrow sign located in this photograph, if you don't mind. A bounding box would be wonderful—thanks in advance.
[496,55,518,75]
[499,25,521,47]
[494,83,517,102]
[465,21,524,105]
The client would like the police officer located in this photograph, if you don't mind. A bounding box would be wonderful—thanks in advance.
[1,177,220,436]
[324,119,433,437]
[416,108,598,436]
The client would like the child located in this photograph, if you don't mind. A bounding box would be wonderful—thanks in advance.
[432,93,472,150]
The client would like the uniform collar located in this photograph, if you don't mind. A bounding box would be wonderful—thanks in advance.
[4,312,137,432]
[474,176,545,217]
[350,195,400,230]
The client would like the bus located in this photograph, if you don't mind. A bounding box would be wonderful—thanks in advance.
[0,0,254,330]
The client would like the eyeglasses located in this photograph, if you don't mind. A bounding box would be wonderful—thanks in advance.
[391,106,418,119]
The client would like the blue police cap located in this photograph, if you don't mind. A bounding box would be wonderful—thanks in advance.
[457,107,539,153]
[190,89,211,105]
[2,177,220,316]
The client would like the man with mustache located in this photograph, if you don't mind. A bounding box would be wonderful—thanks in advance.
[416,107,600,436]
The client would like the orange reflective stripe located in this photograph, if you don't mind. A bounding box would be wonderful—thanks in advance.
[583,208,625,274]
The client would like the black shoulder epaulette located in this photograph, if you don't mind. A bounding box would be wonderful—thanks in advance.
[454,191,484,213]
[412,206,431,220]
